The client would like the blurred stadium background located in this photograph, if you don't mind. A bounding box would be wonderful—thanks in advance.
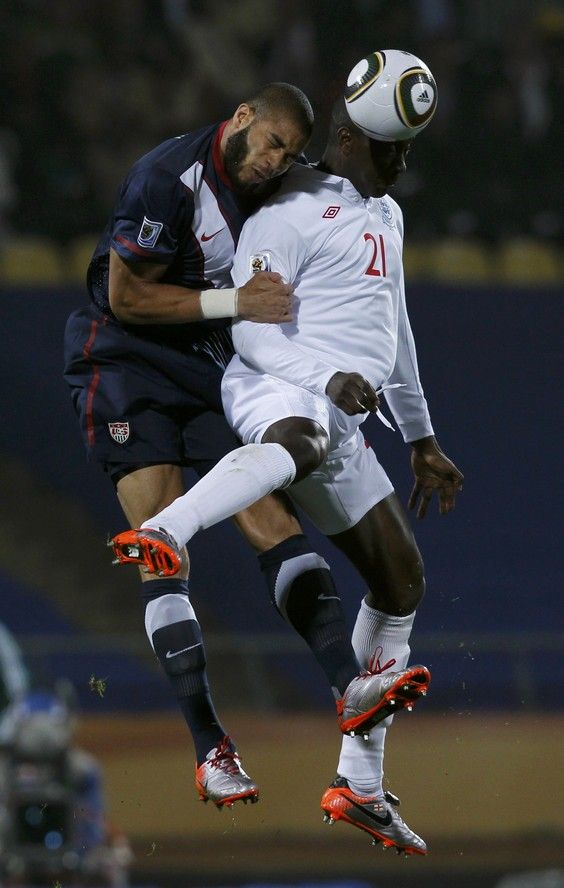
[0,0,563,886]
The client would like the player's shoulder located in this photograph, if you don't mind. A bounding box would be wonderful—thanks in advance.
[382,193,403,218]
[258,163,340,223]
[377,193,404,235]
[128,123,218,183]
[278,162,338,200]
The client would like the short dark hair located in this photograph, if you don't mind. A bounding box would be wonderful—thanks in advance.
[326,96,361,146]
[245,82,314,138]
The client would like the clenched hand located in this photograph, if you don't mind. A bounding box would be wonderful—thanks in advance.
[325,372,380,415]
[237,272,293,323]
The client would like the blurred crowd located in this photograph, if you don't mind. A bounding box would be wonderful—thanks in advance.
[1,0,563,245]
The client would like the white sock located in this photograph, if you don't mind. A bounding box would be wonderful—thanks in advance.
[337,598,416,797]
[141,443,296,547]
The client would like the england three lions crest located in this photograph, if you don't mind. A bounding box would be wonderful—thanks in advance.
[249,252,271,274]
[379,199,395,229]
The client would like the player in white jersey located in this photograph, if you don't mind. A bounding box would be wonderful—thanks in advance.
[112,52,463,855]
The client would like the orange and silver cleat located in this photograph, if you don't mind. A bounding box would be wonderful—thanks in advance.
[337,664,431,738]
[321,777,427,855]
[109,527,182,577]
[195,736,259,809]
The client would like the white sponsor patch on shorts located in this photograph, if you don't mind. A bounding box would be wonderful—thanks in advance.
[249,252,271,273]
[137,216,163,248]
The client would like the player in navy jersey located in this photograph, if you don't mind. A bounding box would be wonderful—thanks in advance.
[65,83,384,810]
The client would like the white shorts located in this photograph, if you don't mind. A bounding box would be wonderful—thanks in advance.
[222,358,394,535]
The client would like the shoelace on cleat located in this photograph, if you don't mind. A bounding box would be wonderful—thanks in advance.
[207,736,240,775]
[362,645,397,678]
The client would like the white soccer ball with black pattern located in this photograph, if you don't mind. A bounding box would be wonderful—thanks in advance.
[344,49,437,141]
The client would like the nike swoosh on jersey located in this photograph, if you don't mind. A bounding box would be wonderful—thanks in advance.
[165,642,202,658]
[201,228,224,241]
[318,593,341,601]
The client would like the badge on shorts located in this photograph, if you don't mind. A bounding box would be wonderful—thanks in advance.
[249,252,271,274]
[137,216,163,248]
[108,422,130,444]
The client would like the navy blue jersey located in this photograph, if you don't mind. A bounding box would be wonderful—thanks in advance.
[88,121,249,354]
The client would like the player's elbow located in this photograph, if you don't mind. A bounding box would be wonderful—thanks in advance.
[231,321,254,357]
[108,287,137,322]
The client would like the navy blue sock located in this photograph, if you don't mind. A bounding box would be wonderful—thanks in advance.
[258,535,360,696]
[141,578,230,764]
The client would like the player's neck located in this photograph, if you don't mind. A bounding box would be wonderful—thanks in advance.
[318,151,370,198]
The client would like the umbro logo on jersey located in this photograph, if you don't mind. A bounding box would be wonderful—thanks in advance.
[108,422,129,444]
[201,228,224,241]
[137,216,163,248]
[416,89,431,104]
[323,205,341,219]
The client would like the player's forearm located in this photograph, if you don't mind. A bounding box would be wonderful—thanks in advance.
[108,247,238,325]
[384,291,433,441]
[384,386,434,442]
[109,278,210,324]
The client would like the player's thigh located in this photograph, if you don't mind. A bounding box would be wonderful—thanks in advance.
[64,307,200,467]
[289,433,393,536]
[222,359,330,446]
[232,491,303,553]
[329,493,425,615]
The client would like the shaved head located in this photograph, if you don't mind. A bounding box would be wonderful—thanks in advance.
[245,82,314,140]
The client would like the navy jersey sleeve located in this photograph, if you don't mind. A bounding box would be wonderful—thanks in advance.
[111,165,194,264]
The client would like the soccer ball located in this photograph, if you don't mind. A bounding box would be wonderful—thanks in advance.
[344,49,437,141]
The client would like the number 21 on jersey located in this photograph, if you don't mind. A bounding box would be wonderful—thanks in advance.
[364,233,387,277]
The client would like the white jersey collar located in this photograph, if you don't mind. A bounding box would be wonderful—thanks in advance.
[306,162,364,203]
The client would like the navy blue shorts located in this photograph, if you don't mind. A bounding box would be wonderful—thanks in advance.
[63,305,241,477]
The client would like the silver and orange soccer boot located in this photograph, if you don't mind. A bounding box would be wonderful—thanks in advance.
[109,527,182,577]
[337,664,431,738]
[195,736,259,809]
[321,777,427,856]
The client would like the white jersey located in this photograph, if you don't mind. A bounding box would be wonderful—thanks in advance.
[230,163,433,443]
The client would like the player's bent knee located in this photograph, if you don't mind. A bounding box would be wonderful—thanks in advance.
[367,554,426,615]
[263,419,328,481]
[401,568,426,614]
[293,434,328,480]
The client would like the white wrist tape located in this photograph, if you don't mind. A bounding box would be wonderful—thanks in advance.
[199,288,238,319]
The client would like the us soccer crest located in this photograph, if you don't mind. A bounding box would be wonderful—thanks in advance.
[137,216,163,248]
[249,252,271,274]
[108,422,130,444]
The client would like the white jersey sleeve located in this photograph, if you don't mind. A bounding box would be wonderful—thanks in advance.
[230,207,341,395]
[232,204,307,289]
[383,259,434,442]
[231,320,341,396]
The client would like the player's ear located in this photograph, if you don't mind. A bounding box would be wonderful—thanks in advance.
[337,125,354,156]
[233,103,255,130]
